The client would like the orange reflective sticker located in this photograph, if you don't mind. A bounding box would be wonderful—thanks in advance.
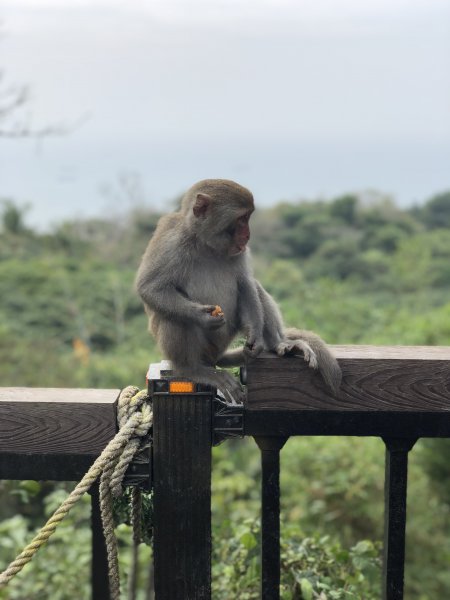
[169,381,195,393]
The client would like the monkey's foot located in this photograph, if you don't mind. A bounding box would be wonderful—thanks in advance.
[216,371,246,405]
[175,365,245,404]
[276,339,318,369]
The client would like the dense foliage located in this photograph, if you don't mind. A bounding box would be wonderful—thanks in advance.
[0,190,450,599]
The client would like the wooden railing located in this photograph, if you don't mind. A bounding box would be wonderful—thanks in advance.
[1,345,449,600]
[244,346,450,600]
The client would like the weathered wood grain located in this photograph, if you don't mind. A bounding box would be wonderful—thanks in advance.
[0,387,119,455]
[246,347,450,412]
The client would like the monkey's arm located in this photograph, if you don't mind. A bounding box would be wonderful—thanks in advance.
[137,278,224,330]
[236,273,266,357]
[216,347,246,367]
[217,279,281,367]
[217,276,270,368]
[135,242,224,330]
[215,273,265,368]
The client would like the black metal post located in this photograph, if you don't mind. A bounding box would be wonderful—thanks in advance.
[254,436,288,600]
[152,392,213,600]
[382,438,417,600]
[90,482,111,600]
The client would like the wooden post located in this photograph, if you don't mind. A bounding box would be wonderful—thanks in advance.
[152,392,213,600]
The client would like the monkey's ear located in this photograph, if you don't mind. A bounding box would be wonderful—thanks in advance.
[193,193,212,218]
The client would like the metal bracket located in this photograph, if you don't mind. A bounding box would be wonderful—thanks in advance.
[125,362,246,485]
[212,395,245,446]
[123,440,153,491]
[122,392,245,485]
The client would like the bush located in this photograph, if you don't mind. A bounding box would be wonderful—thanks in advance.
[213,519,381,599]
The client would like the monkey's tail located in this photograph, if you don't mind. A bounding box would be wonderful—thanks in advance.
[284,328,342,395]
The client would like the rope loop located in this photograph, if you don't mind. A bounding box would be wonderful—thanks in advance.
[0,386,153,600]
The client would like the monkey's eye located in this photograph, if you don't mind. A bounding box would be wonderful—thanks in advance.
[237,212,251,225]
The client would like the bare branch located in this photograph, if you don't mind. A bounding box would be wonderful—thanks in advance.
[0,84,28,118]
[0,42,87,139]
[0,118,87,139]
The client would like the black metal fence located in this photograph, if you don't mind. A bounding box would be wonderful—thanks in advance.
[149,391,417,600]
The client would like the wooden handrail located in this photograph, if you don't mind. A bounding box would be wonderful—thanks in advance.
[0,388,120,480]
[245,346,450,437]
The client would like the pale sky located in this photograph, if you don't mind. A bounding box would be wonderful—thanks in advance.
[1,0,449,228]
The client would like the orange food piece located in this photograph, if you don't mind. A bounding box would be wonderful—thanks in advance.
[211,305,224,317]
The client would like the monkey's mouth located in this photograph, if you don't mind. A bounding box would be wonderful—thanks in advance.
[230,244,247,256]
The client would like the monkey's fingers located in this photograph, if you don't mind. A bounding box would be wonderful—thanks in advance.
[244,339,264,360]
[276,340,318,369]
[215,371,246,404]
[200,306,226,330]
[208,305,225,318]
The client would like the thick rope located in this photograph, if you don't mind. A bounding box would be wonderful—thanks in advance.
[100,469,120,599]
[0,386,153,595]
[99,387,152,599]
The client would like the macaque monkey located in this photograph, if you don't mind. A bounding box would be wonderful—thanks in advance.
[136,179,341,402]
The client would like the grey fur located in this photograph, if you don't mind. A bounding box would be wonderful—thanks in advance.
[136,179,341,401]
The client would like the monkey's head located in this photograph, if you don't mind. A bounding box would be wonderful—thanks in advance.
[181,179,254,257]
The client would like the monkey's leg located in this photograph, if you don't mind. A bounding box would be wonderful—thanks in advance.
[176,363,245,404]
[279,328,342,393]
[276,328,319,368]
[255,282,341,393]
[218,339,319,372]
[216,347,246,367]
[158,322,245,403]
[218,339,318,370]
[275,337,319,369]
[256,282,321,368]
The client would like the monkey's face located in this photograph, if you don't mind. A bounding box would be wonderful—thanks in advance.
[199,205,254,257]
[188,182,255,258]
[201,203,253,257]
[225,210,253,256]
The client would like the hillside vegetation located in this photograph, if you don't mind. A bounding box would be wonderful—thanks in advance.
[1,190,450,599]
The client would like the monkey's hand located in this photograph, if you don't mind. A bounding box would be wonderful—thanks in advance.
[244,335,265,360]
[276,339,319,369]
[197,305,226,330]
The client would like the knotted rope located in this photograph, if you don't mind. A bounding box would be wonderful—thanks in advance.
[0,386,152,598]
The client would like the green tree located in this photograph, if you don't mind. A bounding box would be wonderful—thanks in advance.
[422,191,450,229]
[0,200,29,235]
[329,194,358,225]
